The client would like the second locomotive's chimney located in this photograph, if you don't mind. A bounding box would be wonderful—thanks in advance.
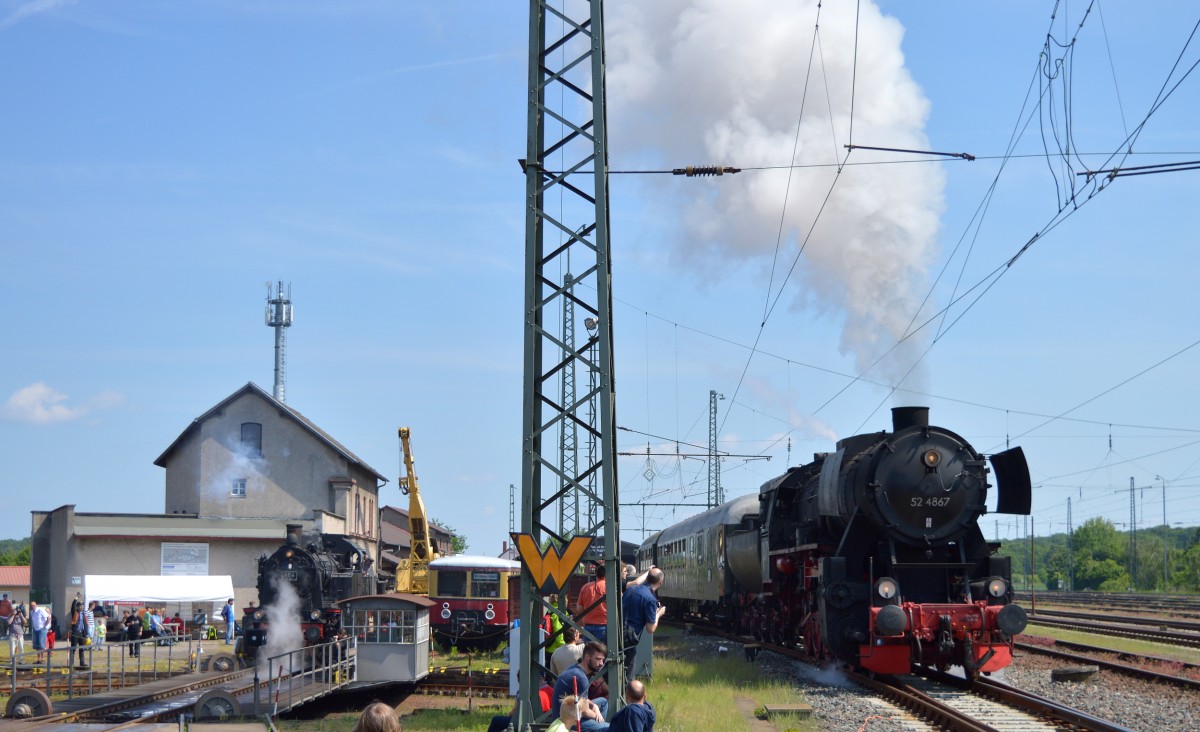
[285,523,303,545]
[891,406,929,432]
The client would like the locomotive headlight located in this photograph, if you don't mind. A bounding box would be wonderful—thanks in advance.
[310,609,322,620]
[875,577,899,600]
[987,577,1008,598]
[285,550,294,558]
[253,610,265,621]
[923,449,941,468]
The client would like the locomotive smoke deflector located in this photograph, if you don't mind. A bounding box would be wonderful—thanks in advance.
[988,446,1032,515]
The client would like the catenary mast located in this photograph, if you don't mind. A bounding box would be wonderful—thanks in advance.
[518,0,621,727]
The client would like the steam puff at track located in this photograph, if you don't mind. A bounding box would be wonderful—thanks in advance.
[260,576,303,673]
[608,0,942,389]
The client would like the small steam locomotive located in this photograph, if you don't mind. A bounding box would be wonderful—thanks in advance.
[239,524,380,664]
[639,407,1032,676]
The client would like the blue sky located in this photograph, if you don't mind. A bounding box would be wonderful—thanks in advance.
[2,1,1199,555]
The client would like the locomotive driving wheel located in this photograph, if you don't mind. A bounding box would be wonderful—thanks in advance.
[803,614,823,660]
[5,687,51,718]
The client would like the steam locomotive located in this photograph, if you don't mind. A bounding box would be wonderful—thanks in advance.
[638,407,1032,676]
[238,524,381,664]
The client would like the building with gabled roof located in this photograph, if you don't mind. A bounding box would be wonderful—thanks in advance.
[155,382,387,533]
[31,382,390,617]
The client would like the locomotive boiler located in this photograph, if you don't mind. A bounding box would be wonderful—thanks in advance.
[640,407,1032,676]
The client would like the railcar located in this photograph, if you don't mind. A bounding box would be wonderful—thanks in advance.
[638,407,1032,677]
[428,555,520,652]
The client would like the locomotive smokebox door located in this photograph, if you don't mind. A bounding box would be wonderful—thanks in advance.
[988,446,1032,515]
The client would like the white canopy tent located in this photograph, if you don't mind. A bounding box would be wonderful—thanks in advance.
[84,575,235,605]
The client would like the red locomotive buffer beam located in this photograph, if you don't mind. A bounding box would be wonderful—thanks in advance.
[859,601,1028,676]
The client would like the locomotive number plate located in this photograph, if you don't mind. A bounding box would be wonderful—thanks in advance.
[910,496,952,508]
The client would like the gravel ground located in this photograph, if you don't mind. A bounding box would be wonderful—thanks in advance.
[678,633,923,731]
[999,651,1200,731]
[690,631,1200,731]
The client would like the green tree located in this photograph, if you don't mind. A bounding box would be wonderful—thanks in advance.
[433,520,470,554]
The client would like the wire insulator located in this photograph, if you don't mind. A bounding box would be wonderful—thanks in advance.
[672,165,742,177]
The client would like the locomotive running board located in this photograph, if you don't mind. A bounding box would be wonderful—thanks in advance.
[989,446,1032,515]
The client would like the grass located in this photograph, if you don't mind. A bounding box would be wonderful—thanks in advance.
[645,652,815,731]
[1023,622,1200,664]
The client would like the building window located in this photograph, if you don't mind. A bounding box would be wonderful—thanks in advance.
[232,478,247,497]
[241,422,263,457]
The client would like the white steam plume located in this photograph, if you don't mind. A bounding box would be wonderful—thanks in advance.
[208,438,269,509]
[608,0,943,396]
[260,575,304,675]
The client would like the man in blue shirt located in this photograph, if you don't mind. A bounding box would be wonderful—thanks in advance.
[621,567,665,680]
[607,680,655,732]
[551,641,609,731]
[222,599,236,645]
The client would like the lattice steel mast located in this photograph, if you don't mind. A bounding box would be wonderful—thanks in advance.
[517,0,622,726]
[708,390,724,508]
[559,273,580,537]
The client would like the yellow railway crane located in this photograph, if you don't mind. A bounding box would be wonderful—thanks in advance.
[396,427,440,594]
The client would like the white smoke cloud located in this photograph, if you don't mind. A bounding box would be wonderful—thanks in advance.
[608,0,943,394]
[208,438,269,507]
[260,575,304,675]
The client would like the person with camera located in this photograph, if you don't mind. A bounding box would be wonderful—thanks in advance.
[8,602,28,663]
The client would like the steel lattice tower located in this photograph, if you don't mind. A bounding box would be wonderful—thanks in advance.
[517,0,622,727]
[708,390,723,508]
[559,272,580,537]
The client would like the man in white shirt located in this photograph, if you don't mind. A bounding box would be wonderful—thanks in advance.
[549,625,585,678]
[29,602,49,664]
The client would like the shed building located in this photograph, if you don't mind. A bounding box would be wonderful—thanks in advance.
[30,382,389,618]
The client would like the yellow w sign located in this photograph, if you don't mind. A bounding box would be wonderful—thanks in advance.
[512,534,594,593]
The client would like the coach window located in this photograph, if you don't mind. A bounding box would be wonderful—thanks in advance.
[241,422,263,457]
[471,571,500,598]
[439,570,468,597]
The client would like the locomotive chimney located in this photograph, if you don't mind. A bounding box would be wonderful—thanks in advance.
[285,523,303,545]
[891,406,929,432]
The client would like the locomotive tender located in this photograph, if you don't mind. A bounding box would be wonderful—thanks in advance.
[638,407,1032,676]
[240,523,380,663]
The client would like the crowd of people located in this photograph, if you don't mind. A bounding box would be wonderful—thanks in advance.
[489,563,665,732]
[0,592,221,669]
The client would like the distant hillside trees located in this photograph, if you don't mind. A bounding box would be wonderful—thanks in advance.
[997,516,1200,593]
[0,539,31,566]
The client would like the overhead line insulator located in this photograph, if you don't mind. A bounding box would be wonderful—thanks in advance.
[672,165,743,177]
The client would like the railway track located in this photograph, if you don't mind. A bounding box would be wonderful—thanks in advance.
[1,668,255,727]
[1027,615,1200,648]
[1016,639,1200,690]
[670,620,1134,731]
[861,669,1133,731]
[1018,592,1200,619]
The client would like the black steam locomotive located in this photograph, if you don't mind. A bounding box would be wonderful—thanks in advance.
[238,524,380,664]
[638,407,1032,676]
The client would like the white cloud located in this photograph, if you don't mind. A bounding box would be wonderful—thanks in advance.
[1,382,122,424]
[0,0,78,32]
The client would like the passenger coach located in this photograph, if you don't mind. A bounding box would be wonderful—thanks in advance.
[428,555,520,651]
